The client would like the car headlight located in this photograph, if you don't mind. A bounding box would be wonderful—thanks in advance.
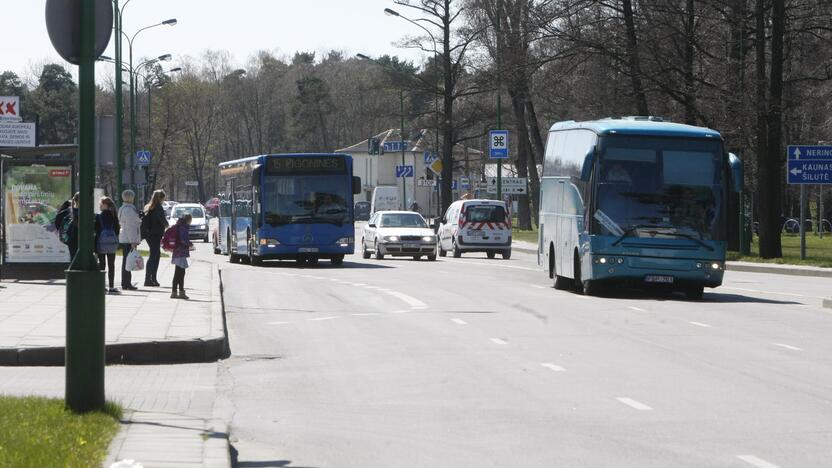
[422,235,436,242]
[195,224,207,230]
[384,235,400,242]
[335,237,354,244]
[259,238,280,246]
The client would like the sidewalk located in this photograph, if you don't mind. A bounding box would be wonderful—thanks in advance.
[0,259,226,365]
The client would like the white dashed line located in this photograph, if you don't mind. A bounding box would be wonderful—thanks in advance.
[540,363,566,372]
[351,313,380,316]
[627,306,646,312]
[309,316,340,321]
[353,283,367,287]
[450,318,467,325]
[454,261,537,271]
[773,343,803,351]
[737,454,782,468]
[383,290,427,308]
[490,338,508,345]
[268,321,292,325]
[688,321,712,328]
[616,397,653,411]
[531,285,545,289]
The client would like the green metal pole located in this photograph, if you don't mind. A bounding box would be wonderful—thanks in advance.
[401,89,407,210]
[66,0,106,413]
[114,0,123,205]
[496,0,502,201]
[129,42,136,193]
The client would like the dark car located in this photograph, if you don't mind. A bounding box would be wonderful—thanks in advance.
[354,201,371,221]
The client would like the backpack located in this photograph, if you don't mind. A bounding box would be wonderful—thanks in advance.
[162,225,179,252]
[140,211,151,239]
[96,214,119,254]
[56,208,75,245]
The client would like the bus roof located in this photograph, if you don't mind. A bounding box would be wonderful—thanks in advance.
[218,152,350,168]
[548,118,722,140]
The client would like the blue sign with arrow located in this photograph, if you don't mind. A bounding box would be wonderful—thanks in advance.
[396,165,414,178]
[787,145,832,185]
[135,150,152,166]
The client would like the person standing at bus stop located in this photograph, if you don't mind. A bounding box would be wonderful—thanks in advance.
[142,190,168,287]
[170,213,193,300]
[118,190,142,290]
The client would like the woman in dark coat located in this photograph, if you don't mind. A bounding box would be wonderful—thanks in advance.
[142,190,168,287]
[95,196,121,293]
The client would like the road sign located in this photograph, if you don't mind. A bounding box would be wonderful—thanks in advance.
[451,180,458,190]
[384,140,408,153]
[0,121,36,147]
[0,96,22,122]
[429,158,443,176]
[396,165,414,178]
[474,181,488,190]
[135,150,152,166]
[185,180,198,186]
[417,178,437,187]
[489,129,509,159]
[787,145,832,184]
[487,177,527,194]
[423,151,437,164]
[460,176,470,189]
[45,0,113,65]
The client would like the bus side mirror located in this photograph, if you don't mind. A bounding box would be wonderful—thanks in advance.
[352,176,362,195]
[728,152,743,193]
[580,147,596,181]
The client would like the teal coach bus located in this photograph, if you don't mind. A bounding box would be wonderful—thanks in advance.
[538,117,743,298]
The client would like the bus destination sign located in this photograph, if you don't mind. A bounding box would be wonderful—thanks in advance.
[267,156,346,174]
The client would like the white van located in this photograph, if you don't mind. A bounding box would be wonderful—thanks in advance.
[371,186,400,214]
[437,199,512,259]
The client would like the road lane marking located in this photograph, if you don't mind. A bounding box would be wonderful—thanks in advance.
[490,338,508,345]
[309,316,340,321]
[541,363,566,372]
[531,285,546,289]
[616,397,653,411]
[383,290,427,309]
[351,313,380,316]
[627,306,646,312]
[773,343,803,351]
[737,455,782,468]
[390,310,409,314]
[722,286,823,299]
[268,321,292,325]
[353,283,367,287]
[688,321,712,328]
[451,318,467,325]
[449,260,537,271]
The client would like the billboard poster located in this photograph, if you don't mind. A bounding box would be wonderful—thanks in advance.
[3,164,72,263]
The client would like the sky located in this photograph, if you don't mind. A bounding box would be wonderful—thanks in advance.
[6,0,429,82]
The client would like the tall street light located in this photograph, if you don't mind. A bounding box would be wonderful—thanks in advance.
[384,7,443,214]
[357,53,410,210]
[124,18,176,194]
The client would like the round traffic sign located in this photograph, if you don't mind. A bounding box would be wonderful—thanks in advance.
[45,0,113,65]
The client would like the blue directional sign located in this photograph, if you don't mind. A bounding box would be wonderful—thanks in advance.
[787,145,832,185]
[451,180,458,190]
[396,165,414,178]
[135,150,152,166]
[383,140,407,153]
[489,130,509,159]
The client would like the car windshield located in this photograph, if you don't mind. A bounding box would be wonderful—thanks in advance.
[171,206,204,219]
[594,136,724,240]
[262,175,349,225]
[380,213,427,228]
[465,205,506,223]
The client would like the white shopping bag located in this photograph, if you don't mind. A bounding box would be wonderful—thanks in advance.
[126,249,145,271]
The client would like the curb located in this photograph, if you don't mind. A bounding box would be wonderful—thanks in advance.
[726,262,832,278]
[0,264,228,367]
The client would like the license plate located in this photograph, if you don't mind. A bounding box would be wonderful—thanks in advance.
[298,247,319,253]
[644,275,674,284]
[467,231,484,237]
[404,243,421,249]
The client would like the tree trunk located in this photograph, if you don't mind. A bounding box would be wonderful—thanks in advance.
[683,0,696,124]
[762,0,785,258]
[440,0,454,215]
[524,96,544,226]
[621,0,650,115]
[508,89,532,230]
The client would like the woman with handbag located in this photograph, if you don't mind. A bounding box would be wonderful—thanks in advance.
[142,190,168,287]
[118,189,142,290]
[95,197,121,294]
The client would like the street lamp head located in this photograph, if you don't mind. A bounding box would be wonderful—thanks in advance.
[162,18,177,26]
[356,53,371,60]
[157,54,172,62]
[169,67,182,73]
[384,7,400,17]
[98,55,113,61]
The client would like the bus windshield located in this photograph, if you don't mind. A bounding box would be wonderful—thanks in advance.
[595,136,724,241]
[262,174,349,225]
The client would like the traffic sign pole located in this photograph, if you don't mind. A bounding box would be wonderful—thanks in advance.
[800,184,807,260]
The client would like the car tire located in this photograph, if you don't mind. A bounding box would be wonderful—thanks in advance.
[412,255,420,261]
[375,241,384,260]
[452,240,462,258]
[362,238,371,259]
[438,244,447,257]
[486,251,496,259]
[427,254,437,261]
[502,250,511,260]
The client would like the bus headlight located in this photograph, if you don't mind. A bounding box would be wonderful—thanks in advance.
[710,262,722,270]
[384,235,400,242]
[599,257,607,264]
[259,238,280,247]
[336,237,354,247]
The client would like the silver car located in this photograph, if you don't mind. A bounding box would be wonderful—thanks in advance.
[361,211,437,261]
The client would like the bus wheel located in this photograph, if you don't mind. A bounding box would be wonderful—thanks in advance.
[295,257,306,265]
[554,276,571,290]
[583,280,601,296]
[573,252,584,293]
[308,258,319,266]
[685,286,704,300]
[331,255,344,266]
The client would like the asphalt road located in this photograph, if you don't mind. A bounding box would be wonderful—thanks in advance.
[198,229,832,468]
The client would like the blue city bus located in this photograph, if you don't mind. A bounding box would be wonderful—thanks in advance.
[217,153,361,266]
[538,117,743,298]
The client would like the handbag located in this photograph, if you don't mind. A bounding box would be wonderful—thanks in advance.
[125,249,145,271]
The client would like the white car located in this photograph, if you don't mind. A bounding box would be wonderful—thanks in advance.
[168,203,210,242]
[437,199,512,259]
[361,211,437,261]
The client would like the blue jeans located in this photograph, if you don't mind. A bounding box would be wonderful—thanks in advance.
[145,235,162,283]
